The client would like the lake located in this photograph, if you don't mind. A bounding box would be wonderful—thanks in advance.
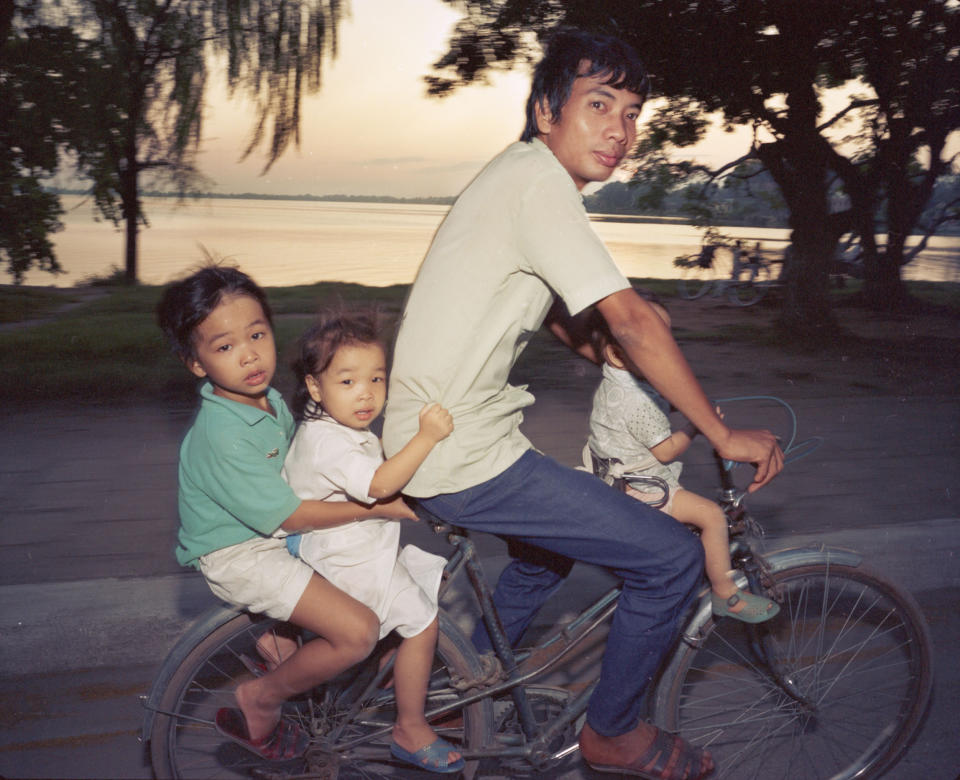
[22,195,960,287]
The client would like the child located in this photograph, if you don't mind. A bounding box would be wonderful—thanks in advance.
[279,310,464,774]
[157,265,418,762]
[586,298,779,623]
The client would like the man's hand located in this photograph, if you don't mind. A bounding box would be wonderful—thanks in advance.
[714,428,784,492]
[377,495,418,521]
[418,402,454,443]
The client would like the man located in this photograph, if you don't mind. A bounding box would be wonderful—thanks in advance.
[384,28,782,779]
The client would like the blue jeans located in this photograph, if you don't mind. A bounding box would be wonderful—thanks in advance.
[418,449,704,737]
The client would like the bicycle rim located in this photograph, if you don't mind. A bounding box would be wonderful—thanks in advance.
[149,610,492,779]
[655,563,932,780]
[727,263,772,307]
[677,263,716,300]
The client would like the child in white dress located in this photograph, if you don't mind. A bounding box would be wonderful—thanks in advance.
[587,298,779,624]
[279,310,464,774]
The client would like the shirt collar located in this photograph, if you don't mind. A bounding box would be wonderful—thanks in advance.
[199,380,281,426]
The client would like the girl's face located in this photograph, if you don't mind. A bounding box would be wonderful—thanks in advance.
[306,342,387,430]
[187,293,277,410]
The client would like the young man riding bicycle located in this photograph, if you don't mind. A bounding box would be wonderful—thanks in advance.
[383,28,783,779]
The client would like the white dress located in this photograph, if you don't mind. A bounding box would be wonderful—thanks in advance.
[281,414,446,638]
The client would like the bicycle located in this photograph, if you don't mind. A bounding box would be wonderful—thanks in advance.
[675,246,774,307]
[141,398,932,779]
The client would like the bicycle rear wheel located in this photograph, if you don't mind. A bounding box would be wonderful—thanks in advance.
[653,563,932,780]
[727,262,772,307]
[149,609,493,779]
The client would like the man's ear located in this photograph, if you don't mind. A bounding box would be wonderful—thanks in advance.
[534,99,555,136]
[305,374,323,405]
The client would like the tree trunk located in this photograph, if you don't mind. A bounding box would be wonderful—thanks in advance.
[122,169,139,285]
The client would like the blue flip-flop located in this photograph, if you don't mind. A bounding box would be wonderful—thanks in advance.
[390,737,466,774]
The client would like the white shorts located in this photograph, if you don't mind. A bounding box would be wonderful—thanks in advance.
[198,536,314,621]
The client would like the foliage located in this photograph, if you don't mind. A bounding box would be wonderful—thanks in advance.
[20,0,348,284]
[426,0,960,338]
[0,7,86,283]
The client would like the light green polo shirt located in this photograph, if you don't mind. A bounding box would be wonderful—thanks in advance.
[383,138,630,496]
[175,382,302,567]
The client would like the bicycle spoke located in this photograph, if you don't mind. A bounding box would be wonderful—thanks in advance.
[658,563,931,779]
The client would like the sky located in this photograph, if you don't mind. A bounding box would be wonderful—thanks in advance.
[196,0,753,199]
[197,0,533,198]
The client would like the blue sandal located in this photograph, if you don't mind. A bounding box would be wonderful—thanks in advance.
[390,737,466,774]
[712,589,779,623]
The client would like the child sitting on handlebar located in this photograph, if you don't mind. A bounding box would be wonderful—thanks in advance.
[586,295,778,624]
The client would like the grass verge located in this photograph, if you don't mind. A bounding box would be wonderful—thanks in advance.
[1,278,956,407]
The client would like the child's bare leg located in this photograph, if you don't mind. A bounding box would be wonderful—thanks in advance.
[665,490,740,604]
[391,617,461,763]
[235,574,379,741]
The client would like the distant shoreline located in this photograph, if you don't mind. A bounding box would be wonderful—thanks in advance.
[51,187,458,207]
[50,188,693,226]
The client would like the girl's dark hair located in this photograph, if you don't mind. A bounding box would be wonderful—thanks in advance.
[588,288,665,360]
[157,264,272,362]
[520,28,650,142]
[291,308,382,422]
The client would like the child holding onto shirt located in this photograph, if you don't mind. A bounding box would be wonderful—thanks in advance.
[277,309,463,774]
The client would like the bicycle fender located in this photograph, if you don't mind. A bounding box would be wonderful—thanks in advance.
[681,544,864,645]
[139,602,242,742]
[763,543,863,572]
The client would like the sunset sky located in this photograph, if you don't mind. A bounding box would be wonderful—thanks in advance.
[195,0,753,199]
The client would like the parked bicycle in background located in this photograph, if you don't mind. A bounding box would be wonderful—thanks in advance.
[676,239,775,306]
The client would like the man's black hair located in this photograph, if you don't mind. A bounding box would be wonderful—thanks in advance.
[157,264,273,362]
[520,28,650,143]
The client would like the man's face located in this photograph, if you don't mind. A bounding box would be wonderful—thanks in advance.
[535,68,644,190]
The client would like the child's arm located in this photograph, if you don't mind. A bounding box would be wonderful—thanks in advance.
[281,494,416,532]
[649,422,698,463]
[649,406,722,464]
[368,403,453,499]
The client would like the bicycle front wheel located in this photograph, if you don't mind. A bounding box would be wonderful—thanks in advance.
[677,261,716,299]
[653,563,932,780]
[149,609,493,779]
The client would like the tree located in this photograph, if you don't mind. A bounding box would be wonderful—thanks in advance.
[822,0,960,309]
[426,0,959,339]
[39,0,347,284]
[0,4,90,283]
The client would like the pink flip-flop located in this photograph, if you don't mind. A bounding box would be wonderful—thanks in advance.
[214,707,309,761]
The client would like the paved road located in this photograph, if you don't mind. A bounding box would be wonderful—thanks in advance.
[1,394,958,778]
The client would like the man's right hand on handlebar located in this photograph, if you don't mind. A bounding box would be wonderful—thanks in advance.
[714,428,784,492]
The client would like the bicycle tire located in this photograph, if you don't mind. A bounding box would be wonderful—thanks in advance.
[677,262,716,300]
[727,262,772,307]
[652,562,932,780]
[149,608,493,779]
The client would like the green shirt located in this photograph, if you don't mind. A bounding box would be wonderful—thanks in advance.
[383,139,630,496]
[175,382,301,567]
